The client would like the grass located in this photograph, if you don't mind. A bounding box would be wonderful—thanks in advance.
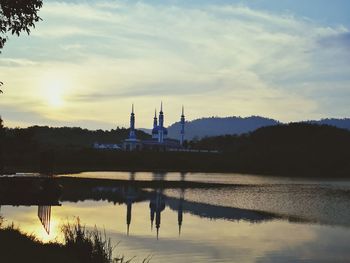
[0,216,151,263]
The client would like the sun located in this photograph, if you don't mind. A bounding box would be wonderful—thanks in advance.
[47,82,64,107]
[42,77,68,108]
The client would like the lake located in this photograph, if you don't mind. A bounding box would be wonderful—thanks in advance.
[1,172,350,262]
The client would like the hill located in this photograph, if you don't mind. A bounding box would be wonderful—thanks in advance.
[308,118,350,130]
[166,116,350,140]
[167,116,280,140]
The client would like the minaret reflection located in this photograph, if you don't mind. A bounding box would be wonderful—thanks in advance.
[178,188,184,236]
[152,171,167,181]
[180,172,187,182]
[129,171,135,181]
[150,188,165,240]
[177,172,187,236]
[126,201,132,236]
[125,172,137,236]
[150,201,155,231]
[38,205,51,234]
[178,172,186,236]
[150,172,167,239]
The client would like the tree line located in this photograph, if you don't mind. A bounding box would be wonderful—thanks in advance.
[1,120,350,177]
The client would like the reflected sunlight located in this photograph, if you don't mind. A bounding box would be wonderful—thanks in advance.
[34,217,61,243]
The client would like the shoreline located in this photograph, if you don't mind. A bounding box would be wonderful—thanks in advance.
[2,166,350,179]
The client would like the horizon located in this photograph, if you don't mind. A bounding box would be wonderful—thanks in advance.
[1,0,350,129]
[2,114,350,131]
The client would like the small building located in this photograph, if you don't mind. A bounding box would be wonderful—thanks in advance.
[93,143,122,150]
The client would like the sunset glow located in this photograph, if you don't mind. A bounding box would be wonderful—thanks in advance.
[0,0,349,129]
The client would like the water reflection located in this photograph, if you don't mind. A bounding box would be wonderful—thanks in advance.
[38,205,51,234]
[1,172,350,262]
[178,188,184,236]
[151,172,166,239]
[0,173,289,237]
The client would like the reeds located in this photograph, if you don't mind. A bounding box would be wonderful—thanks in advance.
[0,217,151,263]
[61,218,151,263]
[62,217,113,263]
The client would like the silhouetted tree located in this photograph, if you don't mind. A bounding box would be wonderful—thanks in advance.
[0,116,4,173]
[0,0,43,91]
[0,0,43,51]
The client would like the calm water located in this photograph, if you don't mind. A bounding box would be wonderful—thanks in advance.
[1,172,350,262]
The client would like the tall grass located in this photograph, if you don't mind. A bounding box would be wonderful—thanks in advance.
[62,217,113,263]
[62,218,151,263]
[1,216,151,263]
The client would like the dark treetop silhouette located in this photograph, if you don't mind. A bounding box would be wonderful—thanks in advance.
[0,0,43,93]
[1,123,350,177]
[0,0,42,51]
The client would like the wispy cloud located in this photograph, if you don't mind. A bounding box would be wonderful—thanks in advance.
[0,0,349,128]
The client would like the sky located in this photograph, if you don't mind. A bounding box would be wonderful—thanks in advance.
[0,0,350,129]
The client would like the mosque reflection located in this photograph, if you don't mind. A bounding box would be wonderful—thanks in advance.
[0,172,284,239]
[125,172,174,239]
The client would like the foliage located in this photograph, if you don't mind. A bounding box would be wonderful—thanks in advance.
[62,218,114,263]
[0,0,43,51]
[0,219,150,263]
[0,116,3,173]
[2,123,350,177]
[190,123,350,176]
[0,222,76,263]
[3,126,151,151]
[62,219,151,263]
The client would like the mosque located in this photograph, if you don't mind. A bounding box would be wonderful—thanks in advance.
[123,103,185,151]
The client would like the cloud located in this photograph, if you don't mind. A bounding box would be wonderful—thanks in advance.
[0,0,349,128]
[318,32,350,50]
[1,104,115,130]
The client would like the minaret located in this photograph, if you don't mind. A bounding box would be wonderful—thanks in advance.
[153,109,158,129]
[180,106,185,146]
[129,104,136,140]
[158,102,164,143]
